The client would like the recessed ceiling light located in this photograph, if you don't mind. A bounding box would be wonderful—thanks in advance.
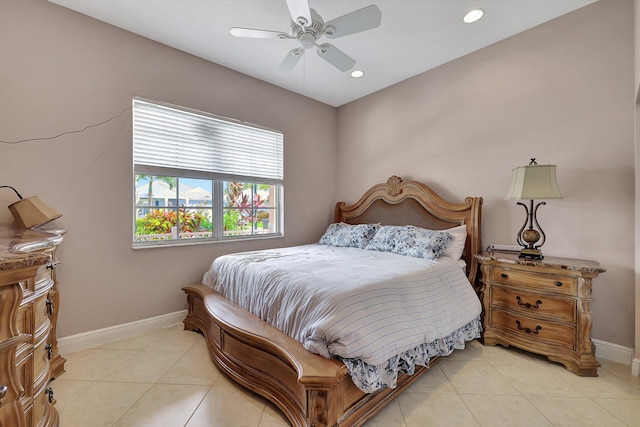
[351,70,364,78]
[463,9,484,24]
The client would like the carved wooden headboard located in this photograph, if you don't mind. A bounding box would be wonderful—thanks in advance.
[334,175,483,286]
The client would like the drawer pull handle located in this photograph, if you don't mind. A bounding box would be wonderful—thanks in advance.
[45,387,54,404]
[555,281,563,287]
[500,273,508,279]
[46,298,54,315]
[45,344,53,360]
[516,296,542,309]
[0,385,7,403]
[515,320,542,334]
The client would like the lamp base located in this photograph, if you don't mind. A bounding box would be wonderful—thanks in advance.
[519,248,544,260]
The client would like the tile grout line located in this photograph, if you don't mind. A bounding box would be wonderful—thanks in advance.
[105,328,203,426]
[520,394,563,427]
[391,397,409,427]
[252,398,271,427]
[589,397,633,427]
[181,384,215,427]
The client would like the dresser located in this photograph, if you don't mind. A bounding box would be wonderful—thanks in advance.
[0,228,65,427]
[475,251,605,376]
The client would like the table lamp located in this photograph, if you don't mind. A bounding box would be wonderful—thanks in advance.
[1,186,62,229]
[506,159,562,259]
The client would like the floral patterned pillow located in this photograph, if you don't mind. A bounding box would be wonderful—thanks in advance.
[365,225,453,260]
[318,223,380,249]
[362,225,405,253]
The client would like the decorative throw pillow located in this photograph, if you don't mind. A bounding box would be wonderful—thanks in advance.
[318,223,380,249]
[441,224,467,260]
[363,225,406,253]
[365,225,453,260]
[393,226,454,260]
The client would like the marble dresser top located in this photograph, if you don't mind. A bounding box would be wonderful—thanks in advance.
[475,250,606,274]
[0,227,63,271]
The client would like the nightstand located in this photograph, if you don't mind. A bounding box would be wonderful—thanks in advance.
[475,251,605,376]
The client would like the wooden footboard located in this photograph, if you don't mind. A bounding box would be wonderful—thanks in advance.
[183,283,433,427]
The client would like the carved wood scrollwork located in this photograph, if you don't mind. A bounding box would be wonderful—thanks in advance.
[386,175,403,196]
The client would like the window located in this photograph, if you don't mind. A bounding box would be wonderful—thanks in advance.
[132,98,283,247]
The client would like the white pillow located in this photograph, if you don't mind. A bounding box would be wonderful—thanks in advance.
[442,224,467,260]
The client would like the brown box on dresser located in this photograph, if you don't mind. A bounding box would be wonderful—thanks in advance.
[475,251,605,376]
[0,228,65,427]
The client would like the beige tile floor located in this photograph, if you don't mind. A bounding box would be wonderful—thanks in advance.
[52,324,640,426]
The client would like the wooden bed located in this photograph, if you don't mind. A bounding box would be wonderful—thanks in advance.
[183,175,483,427]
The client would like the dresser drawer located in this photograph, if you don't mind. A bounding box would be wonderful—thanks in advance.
[34,334,51,390]
[16,304,33,335]
[491,267,577,296]
[16,349,34,402]
[32,383,48,426]
[33,294,51,340]
[490,308,576,350]
[491,286,576,323]
[19,277,35,298]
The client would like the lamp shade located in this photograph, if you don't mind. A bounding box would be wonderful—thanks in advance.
[8,196,62,229]
[506,164,562,200]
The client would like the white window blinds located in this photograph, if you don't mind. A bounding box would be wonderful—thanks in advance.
[133,98,283,183]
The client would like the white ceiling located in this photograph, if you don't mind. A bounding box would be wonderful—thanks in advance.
[49,0,596,107]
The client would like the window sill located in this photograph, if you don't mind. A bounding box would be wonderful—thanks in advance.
[132,234,284,250]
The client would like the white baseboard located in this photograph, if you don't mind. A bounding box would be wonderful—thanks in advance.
[632,358,640,377]
[58,309,188,355]
[592,338,633,365]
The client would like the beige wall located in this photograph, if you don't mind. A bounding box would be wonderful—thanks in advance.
[635,0,640,365]
[635,97,639,363]
[637,0,640,93]
[337,0,636,348]
[0,0,337,337]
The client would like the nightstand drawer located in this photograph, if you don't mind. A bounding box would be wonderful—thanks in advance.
[491,286,576,323]
[491,308,576,350]
[491,267,577,296]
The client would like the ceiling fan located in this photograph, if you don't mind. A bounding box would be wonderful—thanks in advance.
[229,0,382,74]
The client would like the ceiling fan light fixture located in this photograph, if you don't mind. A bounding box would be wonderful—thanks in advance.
[299,33,316,49]
[231,1,381,73]
[463,8,484,24]
[351,70,364,78]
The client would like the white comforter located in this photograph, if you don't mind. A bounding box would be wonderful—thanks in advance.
[202,245,481,369]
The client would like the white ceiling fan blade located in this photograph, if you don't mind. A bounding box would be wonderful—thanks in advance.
[316,43,356,72]
[324,5,382,39]
[285,0,312,27]
[277,48,304,74]
[230,27,290,39]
